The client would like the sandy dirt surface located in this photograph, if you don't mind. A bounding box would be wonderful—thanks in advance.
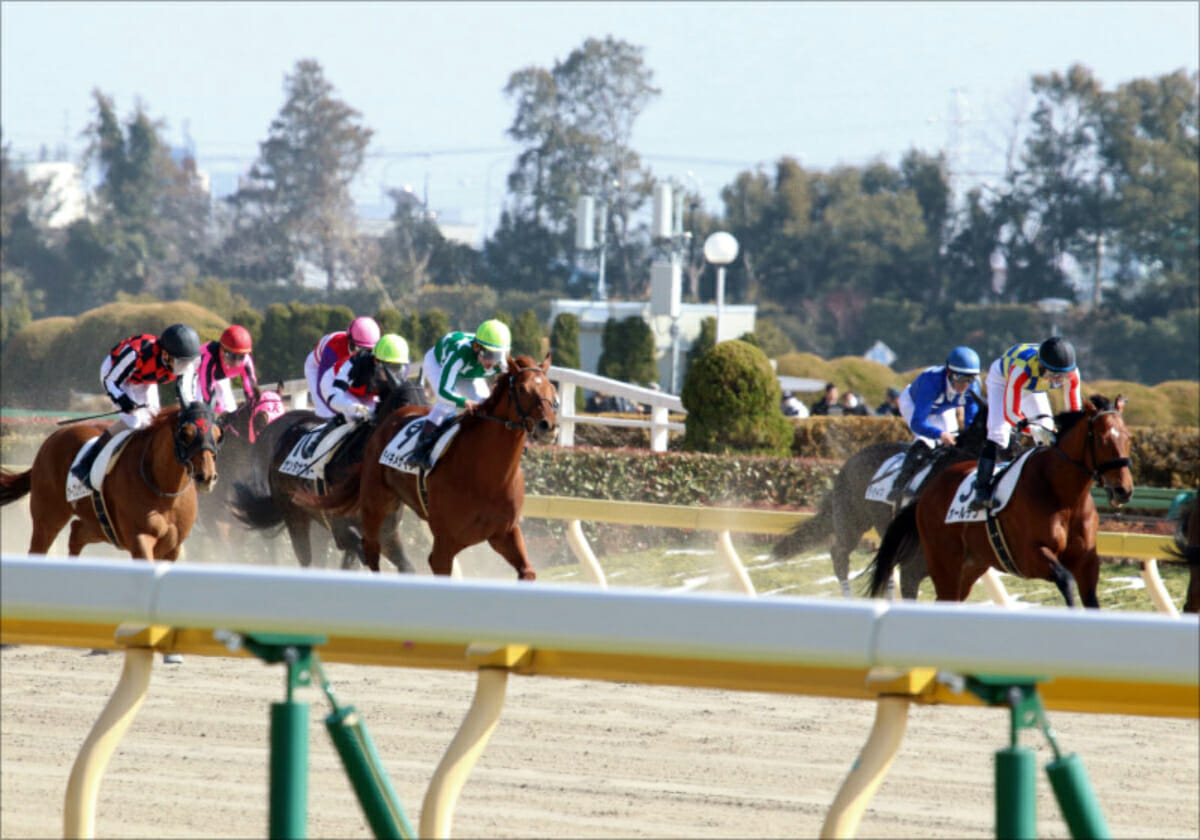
[2,502,1198,839]
[2,643,1197,839]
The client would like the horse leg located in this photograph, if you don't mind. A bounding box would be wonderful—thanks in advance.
[1072,548,1101,609]
[488,526,537,581]
[426,536,461,577]
[897,551,927,600]
[284,515,314,568]
[380,511,414,574]
[29,508,72,554]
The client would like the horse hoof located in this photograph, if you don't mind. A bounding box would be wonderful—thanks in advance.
[162,653,184,665]
[520,570,537,581]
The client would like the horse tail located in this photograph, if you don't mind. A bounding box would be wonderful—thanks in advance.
[772,492,834,558]
[291,465,363,517]
[229,479,286,532]
[0,469,33,507]
[863,502,921,598]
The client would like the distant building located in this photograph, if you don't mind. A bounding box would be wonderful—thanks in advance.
[21,162,88,228]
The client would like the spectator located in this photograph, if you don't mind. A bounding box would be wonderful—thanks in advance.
[876,386,902,417]
[841,391,870,416]
[810,382,842,416]
[781,390,809,418]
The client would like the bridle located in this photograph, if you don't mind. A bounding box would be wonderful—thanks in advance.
[141,408,221,497]
[1054,409,1131,485]
[476,367,559,435]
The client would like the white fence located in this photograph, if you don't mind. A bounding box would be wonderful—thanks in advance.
[277,364,686,452]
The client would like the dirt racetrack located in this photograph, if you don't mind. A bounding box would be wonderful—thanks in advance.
[2,501,1198,839]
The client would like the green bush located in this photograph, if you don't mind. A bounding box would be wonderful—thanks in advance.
[682,340,793,456]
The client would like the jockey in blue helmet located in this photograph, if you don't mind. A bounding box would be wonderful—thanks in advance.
[888,346,983,503]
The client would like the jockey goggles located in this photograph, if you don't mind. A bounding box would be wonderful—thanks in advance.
[222,349,246,364]
[478,348,504,366]
[948,372,976,384]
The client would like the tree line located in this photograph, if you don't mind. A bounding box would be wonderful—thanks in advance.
[2,42,1196,383]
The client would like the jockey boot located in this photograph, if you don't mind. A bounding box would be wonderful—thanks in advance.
[970,441,999,511]
[888,441,930,503]
[70,428,114,490]
[409,419,440,469]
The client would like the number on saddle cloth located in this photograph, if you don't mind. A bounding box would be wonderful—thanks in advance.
[279,420,357,480]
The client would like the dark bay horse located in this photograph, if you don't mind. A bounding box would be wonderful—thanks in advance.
[866,395,1133,607]
[229,374,424,571]
[292,354,559,579]
[192,386,286,557]
[772,395,988,598]
[0,403,222,560]
[1168,488,1199,614]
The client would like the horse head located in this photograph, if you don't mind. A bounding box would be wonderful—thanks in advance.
[1056,394,1133,507]
[499,353,559,443]
[176,401,223,493]
[249,386,287,443]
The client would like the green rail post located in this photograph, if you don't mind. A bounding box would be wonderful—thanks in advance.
[239,633,327,840]
[966,674,1110,840]
[312,657,416,839]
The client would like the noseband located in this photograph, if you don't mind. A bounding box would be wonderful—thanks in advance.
[1055,410,1131,482]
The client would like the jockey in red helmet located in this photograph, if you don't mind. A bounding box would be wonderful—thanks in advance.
[198,325,260,415]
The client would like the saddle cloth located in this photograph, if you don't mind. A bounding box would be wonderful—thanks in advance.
[864,451,936,503]
[379,418,459,475]
[278,420,359,481]
[65,429,134,503]
[944,448,1037,524]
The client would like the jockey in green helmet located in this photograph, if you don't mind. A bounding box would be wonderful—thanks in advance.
[409,319,512,468]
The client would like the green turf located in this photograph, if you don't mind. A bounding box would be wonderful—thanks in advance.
[537,534,1194,613]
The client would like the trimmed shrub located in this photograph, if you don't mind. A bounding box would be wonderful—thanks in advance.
[682,340,793,455]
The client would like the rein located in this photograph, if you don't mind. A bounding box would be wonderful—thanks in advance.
[139,428,194,498]
[474,367,557,435]
[1053,409,1131,482]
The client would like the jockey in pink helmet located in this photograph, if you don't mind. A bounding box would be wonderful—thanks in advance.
[303,316,381,418]
[198,325,260,415]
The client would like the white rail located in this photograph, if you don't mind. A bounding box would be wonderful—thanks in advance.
[276,364,687,452]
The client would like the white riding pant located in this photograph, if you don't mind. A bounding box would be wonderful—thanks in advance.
[898,391,959,447]
[99,357,159,430]
[311,365,341,419]
[303,351,331,415]
[984,359,1053,448]
[422,348,488,427]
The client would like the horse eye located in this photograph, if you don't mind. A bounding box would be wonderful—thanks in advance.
[182,425,197,443]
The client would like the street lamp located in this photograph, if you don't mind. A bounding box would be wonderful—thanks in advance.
[703,231,739,343]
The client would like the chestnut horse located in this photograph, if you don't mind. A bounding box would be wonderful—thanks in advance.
[292,354,558,579]
[865,395,1133,607]
[0,402,222,560]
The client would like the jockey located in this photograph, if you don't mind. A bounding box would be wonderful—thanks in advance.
[325,333,410,424]
[971,336,1081,510]
[888,346,982,502]
[408,318,511,469]
[304,316,381,419]
[197,324,259,416]
[70,323,202,489]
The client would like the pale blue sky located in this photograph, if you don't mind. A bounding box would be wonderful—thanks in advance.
[3,1,1197,235]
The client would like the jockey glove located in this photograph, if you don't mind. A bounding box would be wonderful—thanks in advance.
[116,394,138,413]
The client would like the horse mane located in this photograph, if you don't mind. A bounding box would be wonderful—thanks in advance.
[1054,394,1112,438]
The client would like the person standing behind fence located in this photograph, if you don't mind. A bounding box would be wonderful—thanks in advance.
[811,383,843,416]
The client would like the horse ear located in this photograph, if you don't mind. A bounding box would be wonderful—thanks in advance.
[1115,393,1127,413]
[506,353,516,370]
[541,351,552,372]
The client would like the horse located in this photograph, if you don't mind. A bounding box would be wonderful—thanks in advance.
[191,385,286,558]
[290,354,559,579]
[228,372,425,572]
[0,402,222,560]
[772,394,989,598]
[865,395,1133,607]
[1167,488,1199,614]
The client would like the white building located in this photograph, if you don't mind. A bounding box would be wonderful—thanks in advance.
[21,162,88,228]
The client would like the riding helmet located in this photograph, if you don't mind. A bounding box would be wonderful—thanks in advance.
[347,316,381,349]
[159,324,201,360]
[1038,337,1077,372]
[945,346,981,375]
[220,324,253,354]
[373,334,410,364]
[475,319,512,351]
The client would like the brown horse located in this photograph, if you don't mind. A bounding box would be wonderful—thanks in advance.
[865,395,1133,607]
[0,403,222,560]
[292,354,558,579]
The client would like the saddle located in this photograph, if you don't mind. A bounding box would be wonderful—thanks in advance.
[65,430,135,503]
[278,417,364,482]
